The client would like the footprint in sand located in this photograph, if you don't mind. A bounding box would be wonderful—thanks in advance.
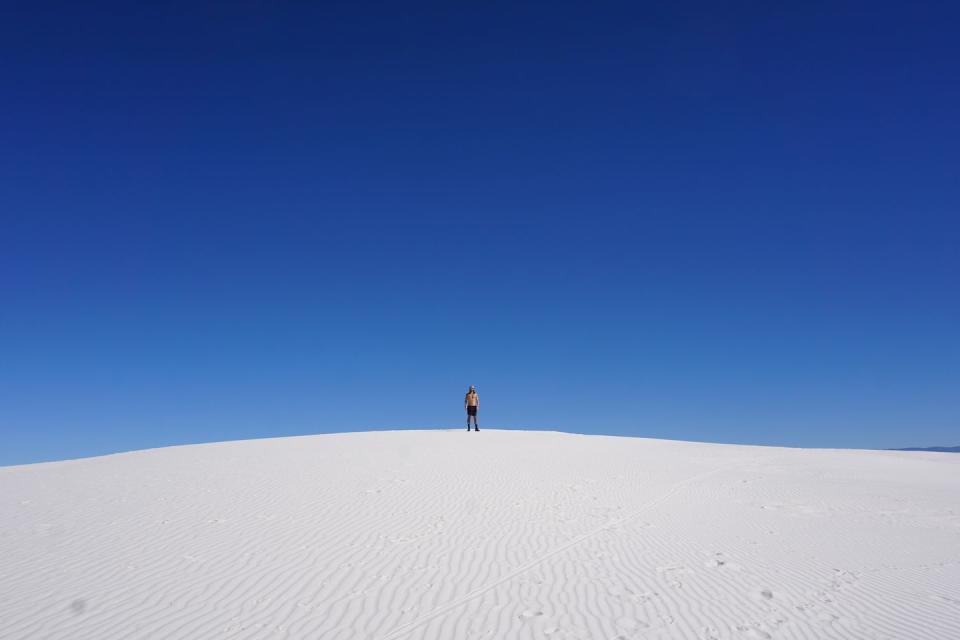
[750,588,774,602]
[657,565,692,587]
[704,553,741,571]
[828,569,859,590]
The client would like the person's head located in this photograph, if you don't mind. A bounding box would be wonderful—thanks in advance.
[469,385,475,392]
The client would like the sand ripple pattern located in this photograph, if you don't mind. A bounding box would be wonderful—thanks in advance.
[2,431,959,639]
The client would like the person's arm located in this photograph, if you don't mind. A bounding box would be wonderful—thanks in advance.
[476,394,480,409]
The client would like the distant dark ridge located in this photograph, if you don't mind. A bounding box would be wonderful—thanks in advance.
[893,446,960,453]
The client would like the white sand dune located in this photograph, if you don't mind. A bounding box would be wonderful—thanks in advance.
[2,430,959,639]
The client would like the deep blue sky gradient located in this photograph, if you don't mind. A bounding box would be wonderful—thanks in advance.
[2,1,958,464]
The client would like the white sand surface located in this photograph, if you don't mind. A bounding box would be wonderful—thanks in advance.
[2,430,959,639]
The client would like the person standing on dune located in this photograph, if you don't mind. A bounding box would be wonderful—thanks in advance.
[465,386,479,431]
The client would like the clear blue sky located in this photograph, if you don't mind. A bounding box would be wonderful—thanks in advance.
[2,1,958,464]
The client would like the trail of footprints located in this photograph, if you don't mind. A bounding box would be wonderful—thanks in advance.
[500,554,866,640]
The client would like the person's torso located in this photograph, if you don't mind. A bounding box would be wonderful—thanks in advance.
[466,392,478,406]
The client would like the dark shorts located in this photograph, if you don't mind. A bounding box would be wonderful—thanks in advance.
[467,406,477,416]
